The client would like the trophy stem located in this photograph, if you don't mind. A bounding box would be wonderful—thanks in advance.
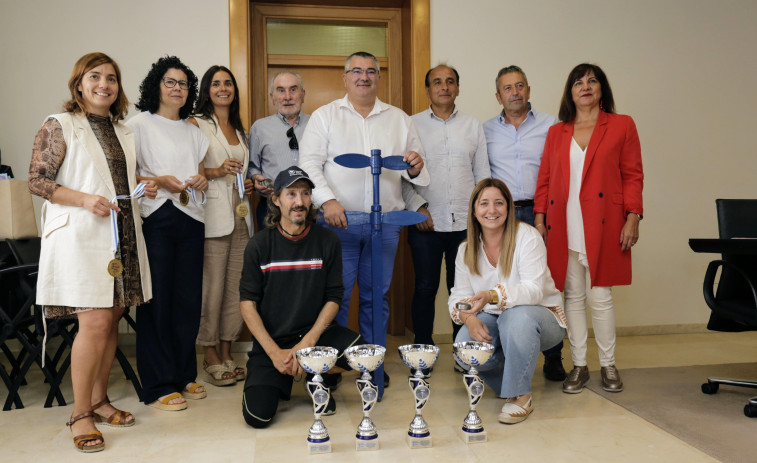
[460,372,488,443]
[355,375,379,450]
[306,378,332,454]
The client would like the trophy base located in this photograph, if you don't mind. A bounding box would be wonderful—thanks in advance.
[460,427,487,444]
[307,439,331,454]
[406,433,432,449]
[356,435,379,451]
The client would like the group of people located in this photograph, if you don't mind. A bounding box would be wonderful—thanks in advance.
[29,50,642,453]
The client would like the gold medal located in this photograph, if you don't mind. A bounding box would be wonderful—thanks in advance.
[179,190,190,206]
[107,259,124,277]
[236,203,249,218]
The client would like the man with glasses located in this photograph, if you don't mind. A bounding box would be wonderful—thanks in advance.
[248,71,309,229]
[299,51,429,387]
[483,65,566,382]
[402,65,490,359]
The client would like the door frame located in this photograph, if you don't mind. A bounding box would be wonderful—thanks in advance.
[227,0,430,335]
[228,0,430,128]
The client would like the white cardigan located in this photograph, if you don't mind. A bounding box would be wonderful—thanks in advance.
[36,112,152,307]
[448,224,566,328]
[196,116,252,238]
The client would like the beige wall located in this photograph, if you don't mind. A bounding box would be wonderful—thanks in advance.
[2,0,755,333]
[426,0,757,335]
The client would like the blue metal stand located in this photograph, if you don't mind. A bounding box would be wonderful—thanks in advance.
[335,149,425,399]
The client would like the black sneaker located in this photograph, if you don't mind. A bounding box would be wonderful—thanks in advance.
[322,395,336,416]
[453,362,466,374]
[384,371,390,388]
[543,353,567,381]
[322,372,342,391]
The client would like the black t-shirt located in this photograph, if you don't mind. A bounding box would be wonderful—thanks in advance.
[239,224,343,350]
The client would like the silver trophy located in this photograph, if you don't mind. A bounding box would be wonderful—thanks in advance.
[295,346,339,454]
[453,341,495,443]
[397,344,440,449]
[344,344,386,451]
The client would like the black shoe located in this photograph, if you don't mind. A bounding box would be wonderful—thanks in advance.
[410,368,432,378]
[453,362,466,374]
[322,396,336,416]
[322,372,342,391]
[543,353,567,381]
[383,371,390,388]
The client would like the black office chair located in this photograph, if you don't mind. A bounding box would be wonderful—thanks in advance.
[5,238,144,406]
[698,199,757,417]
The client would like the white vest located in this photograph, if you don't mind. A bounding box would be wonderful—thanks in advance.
[36,112,152,307]
[196,116,253,238]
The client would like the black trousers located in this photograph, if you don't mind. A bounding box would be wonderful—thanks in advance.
[137,201,205,404]
[242,324,362,428]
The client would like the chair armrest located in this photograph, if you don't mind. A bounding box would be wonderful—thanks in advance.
[703,259,757,325]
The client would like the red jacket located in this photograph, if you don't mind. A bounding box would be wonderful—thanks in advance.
[534,111,643,290]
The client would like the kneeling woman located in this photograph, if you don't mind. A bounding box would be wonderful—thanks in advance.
[449,178,567,424]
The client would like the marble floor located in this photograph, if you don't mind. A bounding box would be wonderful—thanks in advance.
[1,331,756,462]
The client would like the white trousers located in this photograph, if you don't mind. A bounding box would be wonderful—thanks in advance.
[564,250,616,367]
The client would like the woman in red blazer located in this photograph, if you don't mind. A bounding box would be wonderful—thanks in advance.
[534,63,643,395]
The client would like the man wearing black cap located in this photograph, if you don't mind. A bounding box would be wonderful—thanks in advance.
[239,166,362,428]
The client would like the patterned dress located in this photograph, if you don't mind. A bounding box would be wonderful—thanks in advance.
[28,113,144,317]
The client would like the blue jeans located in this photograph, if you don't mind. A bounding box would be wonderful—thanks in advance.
[515,204,563,358]
[407,227,466,345]
[454,306,567,398]
[322,222,401,344]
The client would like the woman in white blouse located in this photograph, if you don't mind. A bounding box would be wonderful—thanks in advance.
[449,178,567,424]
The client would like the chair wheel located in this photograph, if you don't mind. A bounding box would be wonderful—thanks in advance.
[745,403,757,418]
[701,382,719,394]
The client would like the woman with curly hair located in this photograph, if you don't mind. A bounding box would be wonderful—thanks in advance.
[29,52,157,452]
[127,56,209,411]
[189,66,253,386]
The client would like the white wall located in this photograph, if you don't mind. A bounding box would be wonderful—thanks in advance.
[0,0,229,203]
[428,0,757,334]
[2,0,756,332]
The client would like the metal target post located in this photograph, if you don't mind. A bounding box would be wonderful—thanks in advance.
[335,149,425,399]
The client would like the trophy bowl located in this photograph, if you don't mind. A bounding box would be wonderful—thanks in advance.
[397,344,440,373]
[344,344,386,373]
[452,341,495,372]
[295,346,339,378]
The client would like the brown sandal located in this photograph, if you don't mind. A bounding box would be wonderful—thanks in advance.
[91,395,135,427]
[66,411,104,453]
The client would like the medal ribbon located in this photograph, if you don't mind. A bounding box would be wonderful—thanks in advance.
[184,178,208,206]
[109,183,147,253]
[235,172,245,199]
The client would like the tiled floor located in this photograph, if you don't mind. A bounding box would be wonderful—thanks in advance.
[2,331,756,462]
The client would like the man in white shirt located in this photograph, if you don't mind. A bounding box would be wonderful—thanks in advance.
[403,65,490,352]
[299,52,429,386]
[248,71,310,229]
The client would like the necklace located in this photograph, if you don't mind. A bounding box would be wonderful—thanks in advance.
[279,224,307,238]
[483,242,500,266]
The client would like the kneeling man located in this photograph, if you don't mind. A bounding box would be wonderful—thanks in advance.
[240,166,362,428]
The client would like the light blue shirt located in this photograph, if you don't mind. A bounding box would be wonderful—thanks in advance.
[404,106,490,231]
[483,106,557,201]
[247,111,309,196]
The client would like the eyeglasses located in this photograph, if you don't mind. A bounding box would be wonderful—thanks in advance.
[286,127,298,150]
[162,77,189,90]
[346,67,378,78]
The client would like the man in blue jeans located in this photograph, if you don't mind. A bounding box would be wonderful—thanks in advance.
[403,65,490,361]
[299,51,429,387]
[483,65,566,381]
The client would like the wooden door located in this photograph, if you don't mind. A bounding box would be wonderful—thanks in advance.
[229,0,430,336]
